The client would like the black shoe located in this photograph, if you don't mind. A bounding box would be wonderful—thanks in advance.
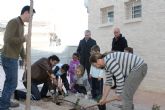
[56,102,61,105]
[14,90,19,100]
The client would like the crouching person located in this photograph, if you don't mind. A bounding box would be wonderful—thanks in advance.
[54,64,70,96]
[90,52,148,110]
[71,65,87,97]
[14,55,60,100]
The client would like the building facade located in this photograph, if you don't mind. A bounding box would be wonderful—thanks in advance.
[87,0,165,93]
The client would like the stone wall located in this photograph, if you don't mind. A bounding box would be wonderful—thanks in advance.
[88,0,165,93]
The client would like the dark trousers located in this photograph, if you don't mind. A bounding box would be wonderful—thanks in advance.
[91,77,103,99]
[15,82,49,100]
[86,66,92,87]
[62,79,70,91]
[91,77,106,110]
[74,84,87,95]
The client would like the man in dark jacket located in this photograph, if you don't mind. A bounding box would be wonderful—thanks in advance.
[77,30,97,84]
[14,55,60,100]
[112,28,128,52]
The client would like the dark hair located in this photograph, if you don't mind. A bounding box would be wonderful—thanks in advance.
[89,53,104,63]
[124,47,133,53]
[61,64,69,72]
[21,5,36,15]
[73,52,80,58]
[48,55,60,62]
[91,45,100,52]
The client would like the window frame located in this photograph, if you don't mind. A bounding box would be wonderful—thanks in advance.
[132,5,142,18]
[107,11,114,23]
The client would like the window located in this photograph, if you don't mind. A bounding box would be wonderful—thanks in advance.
[100,6,114,24]
[125,0,142,20]
[132,5,142,18]
[108,11,114,23]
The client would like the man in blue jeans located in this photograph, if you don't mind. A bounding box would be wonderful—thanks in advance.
[0,6,35,110]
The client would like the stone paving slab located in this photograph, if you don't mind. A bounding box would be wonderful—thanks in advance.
[64,95,96,107]
[3,89,165,110]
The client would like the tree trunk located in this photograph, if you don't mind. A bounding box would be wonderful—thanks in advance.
[26,0,34,110]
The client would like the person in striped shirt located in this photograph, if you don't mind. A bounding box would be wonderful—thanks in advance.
[90,45,106,110]
[89,52,148,110]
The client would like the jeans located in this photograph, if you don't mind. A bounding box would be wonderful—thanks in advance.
[0,55,18,110]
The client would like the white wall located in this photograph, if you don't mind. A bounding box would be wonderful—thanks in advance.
[88,0,165,93]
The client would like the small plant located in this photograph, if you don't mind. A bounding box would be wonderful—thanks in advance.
[152,104,160,110]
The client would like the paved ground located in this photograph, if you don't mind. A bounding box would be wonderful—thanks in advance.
[134,90,165,110]
[8,90,165,110]
[0,50,165,110]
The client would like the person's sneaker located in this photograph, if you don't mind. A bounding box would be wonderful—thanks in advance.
[10,101,19,108]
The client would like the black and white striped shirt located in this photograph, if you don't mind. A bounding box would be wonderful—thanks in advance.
[104,52,144,95]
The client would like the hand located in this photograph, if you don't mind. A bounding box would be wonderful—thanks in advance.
[52,78,58,86]
[114,95,122,101]
[99,98,106,105]
[50,74,56,79]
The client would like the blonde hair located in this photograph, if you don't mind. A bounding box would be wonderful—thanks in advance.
[76,65,84,77]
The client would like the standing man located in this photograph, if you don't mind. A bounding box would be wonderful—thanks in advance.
[0,6,35,110]
[77,30,96,85]
[112,27,128,52]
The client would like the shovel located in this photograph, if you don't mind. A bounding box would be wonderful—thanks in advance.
[70,99,117,110]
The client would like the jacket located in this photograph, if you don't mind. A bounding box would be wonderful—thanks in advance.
[2,17,25,59]
[77,38,96,71]
[112,34,128,52]
[23,58,53,84]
